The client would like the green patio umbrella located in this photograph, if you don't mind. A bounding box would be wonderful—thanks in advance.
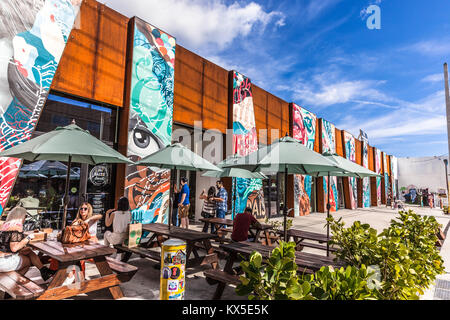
[221,135,347,242]
[202,167,267,179]
[136,142,222,229]
[0,122,133,229]
[309,152,380,255]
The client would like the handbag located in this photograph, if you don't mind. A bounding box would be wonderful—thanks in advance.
[60,219,91,244]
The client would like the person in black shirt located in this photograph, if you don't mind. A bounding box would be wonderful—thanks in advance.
[0,207,54,280]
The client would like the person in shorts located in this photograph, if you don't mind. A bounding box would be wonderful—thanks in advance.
[178,177,190,229]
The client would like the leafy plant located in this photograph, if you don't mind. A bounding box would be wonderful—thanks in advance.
[328,209,445,299]
[236,241,378,300]
[264,218,293,232]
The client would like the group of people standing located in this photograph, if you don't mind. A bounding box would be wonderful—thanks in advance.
[171,179,228,231]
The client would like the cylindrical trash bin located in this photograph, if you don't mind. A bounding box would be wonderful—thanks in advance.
[160,239,186,300]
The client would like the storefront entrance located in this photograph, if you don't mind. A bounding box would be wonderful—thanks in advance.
[9,92,119,234]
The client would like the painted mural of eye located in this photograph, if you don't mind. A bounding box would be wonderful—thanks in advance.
[128,124,164,159]
[133,128,151,148]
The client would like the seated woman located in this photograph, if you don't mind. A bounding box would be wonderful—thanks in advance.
[104,197,132,247]
[50,202,102,284]
[73,202,102,242]
[0,207,54,280]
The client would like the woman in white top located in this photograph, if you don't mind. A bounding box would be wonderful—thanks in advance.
[104,197,131,247]
[73,202,102,242]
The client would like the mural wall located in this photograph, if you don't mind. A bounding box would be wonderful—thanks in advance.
[292,103,316,216]
[362,141,371,207]
[124,18,176,224]
[321,119,338,212]
[383,153,389,198]
[232,71,264,219]
[343,132,357,209]
[391,156,397,199]
[0,0,81,215]
[375,149,382,205]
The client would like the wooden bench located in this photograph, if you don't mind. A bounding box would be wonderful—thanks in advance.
[0,271,44,300]
[204,269,241,300]
[296,242,338,252]
[114,245,161,263]
[105,257,138,283]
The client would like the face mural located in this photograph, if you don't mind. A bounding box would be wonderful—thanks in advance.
[362,141,371,207]
[321,119,338,212]
[232,71,264,219]
[0,0,81,215]
[292,104,316,216]
[343,132,357,209]
[375,149,382,205]
[124,19,175,224]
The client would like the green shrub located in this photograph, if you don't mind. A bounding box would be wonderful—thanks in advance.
[328,209,445,299]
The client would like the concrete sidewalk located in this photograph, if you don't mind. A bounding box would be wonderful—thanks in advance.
[25,204,450,300]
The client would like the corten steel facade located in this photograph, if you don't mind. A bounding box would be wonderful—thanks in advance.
[1,0,396,220]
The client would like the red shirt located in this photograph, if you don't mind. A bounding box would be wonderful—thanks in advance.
[231,212,258,242]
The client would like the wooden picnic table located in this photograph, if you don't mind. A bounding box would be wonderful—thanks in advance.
[199,217,273,245]
[118,223,220,269]
[204,241,346,299]
[29,240,124,300]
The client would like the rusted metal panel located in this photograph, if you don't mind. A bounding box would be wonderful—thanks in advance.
[51,0,128,107]
[335,128,344,157]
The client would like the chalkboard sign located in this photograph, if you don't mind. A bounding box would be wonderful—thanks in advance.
[87,193,108,233]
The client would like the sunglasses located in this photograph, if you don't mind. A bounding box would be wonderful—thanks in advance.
[80,207,89,211]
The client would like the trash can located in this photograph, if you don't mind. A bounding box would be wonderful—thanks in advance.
[160,239,186,300]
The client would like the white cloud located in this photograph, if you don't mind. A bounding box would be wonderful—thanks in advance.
[422,73,443,83]
[405,40,450,56]
[100,0,284,51]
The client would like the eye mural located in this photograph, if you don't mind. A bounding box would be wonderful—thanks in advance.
[321,119,338,212]
[292,104,316,216]
[0,0,81,215]
[231,71,265,219]
[343,131,358,210]
[124,18,175,225]
[362,141,371,208]
[375,149,382,205]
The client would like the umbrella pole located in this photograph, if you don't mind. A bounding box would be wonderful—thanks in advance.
[327,172,330,257]
[284,166,288,242]
[61,155,72,230]
[169,168,174,230]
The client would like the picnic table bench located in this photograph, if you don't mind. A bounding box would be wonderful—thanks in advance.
[116,223,220,269]
[275,229,338,254]
[204,241,345,300]
[200,217,273,245]
[0,271,44,300]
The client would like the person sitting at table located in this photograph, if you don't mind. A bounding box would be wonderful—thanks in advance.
[199,187,217,233]
[0,207,54,280]
[73,202,102,242]
[104,197,132,248]
[50,202,102,284]
[231,207,262,242]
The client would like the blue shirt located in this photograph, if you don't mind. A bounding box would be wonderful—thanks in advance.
[179,184,190,205]
[216,187,228,211]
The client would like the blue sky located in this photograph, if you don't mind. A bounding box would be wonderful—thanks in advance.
[102,0,450,158]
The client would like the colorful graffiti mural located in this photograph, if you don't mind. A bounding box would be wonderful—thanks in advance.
[321,119,338,212]
[0,0,81,215]
[391,156,396,198]
[343,132,357,209]
[292,103,316,216]
[362,141,371,207]
[231,71,264,219]
[124,18,175,224]
[375,149,382,205]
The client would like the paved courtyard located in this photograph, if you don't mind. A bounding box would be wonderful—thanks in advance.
[25,204,450,300]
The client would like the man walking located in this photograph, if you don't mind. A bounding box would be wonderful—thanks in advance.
[213,180,228,233]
